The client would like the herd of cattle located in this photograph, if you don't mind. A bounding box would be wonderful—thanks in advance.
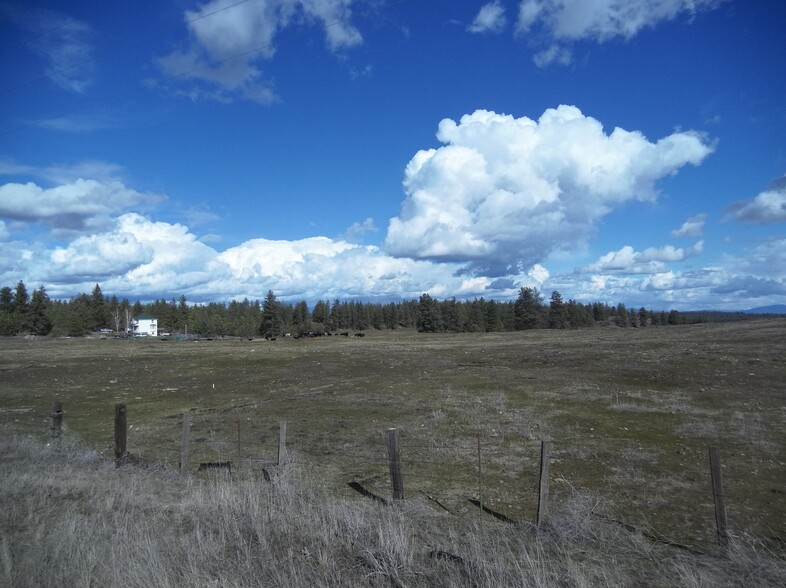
[264,331,366,341]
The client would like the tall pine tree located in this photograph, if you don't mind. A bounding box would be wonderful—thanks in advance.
[514,287,543,330]
[260,290,282,338]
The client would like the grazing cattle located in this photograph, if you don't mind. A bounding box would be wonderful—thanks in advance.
[354,332,365,337]
[340,332,349,337]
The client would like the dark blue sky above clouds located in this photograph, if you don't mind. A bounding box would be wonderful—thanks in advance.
[1,0,784,309]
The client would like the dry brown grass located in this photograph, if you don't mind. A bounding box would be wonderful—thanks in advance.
[2,434,785,587]
[1,319,785,558]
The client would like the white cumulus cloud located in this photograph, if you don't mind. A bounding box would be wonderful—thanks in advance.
[384,105,713,276]
[583,241,703,274]
[14,211,535,303]
[41,213,220,293]
[50,231,153,280]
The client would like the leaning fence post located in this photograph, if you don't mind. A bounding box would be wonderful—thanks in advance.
[278,420,288,465]
[50,401,63,440]
[180,411,191,473]
[387,428,404,500]
[537,440,551,528]
[709,445,729,549]
[114,403,127,467]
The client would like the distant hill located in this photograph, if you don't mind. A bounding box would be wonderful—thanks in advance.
[744,304,786,315]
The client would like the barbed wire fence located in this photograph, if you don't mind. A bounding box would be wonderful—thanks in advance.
[45,400,765,555]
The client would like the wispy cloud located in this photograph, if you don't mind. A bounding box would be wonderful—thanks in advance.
[19,8,96,92]
[724,174,786,224]
[35,113,114,133]
[342,217,378,241]
[468,2,507,34]
[516,0,725,67]
[0,159,126,185]
[671,213,707,237]
[156,0,363,104]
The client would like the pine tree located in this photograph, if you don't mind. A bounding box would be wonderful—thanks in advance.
[0,286,15,335]
[466,298,485,332]
[485,300,503,332]
[416,293,443,333]
[293,300,310,334]
[382,302,398,330]
[131,300,144,317]
[548,290,567,329]
[514,287,543,330]
[89,284,108,331]
[65,294,92,336]
[260,290,282,338]
[311,300,329,326]
[12,281,30,333]
[639,307,649,327]
[29,287,52,335]
[178,295,189,331]
[616,303,629,327]
[441,298,461,332]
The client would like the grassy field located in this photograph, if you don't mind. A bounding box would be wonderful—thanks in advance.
[1,320,785,559]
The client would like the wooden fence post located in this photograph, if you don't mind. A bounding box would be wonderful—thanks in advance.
[114,403,127,467]
[537,440,551,528]
[387,428,404,500]
[236,419,241,465]
[50,401,63,440]
[180,411,191,473]
[709,445,729,548]
[477,432,483,520]
[278,420,288,465]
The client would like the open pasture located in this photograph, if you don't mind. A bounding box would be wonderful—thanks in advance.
[1,320,785,550]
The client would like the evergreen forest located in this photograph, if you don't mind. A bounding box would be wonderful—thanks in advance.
[0,280,763,338]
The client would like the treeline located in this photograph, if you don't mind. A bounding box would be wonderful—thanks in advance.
[0,280,764,338]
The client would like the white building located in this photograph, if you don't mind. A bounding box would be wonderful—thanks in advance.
[130,313,158,337]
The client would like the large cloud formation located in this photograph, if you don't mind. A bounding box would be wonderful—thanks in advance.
[3,214,546,303]
[384,105,713,276]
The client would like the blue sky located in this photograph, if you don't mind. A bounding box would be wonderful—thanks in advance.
[1,0,784,310]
